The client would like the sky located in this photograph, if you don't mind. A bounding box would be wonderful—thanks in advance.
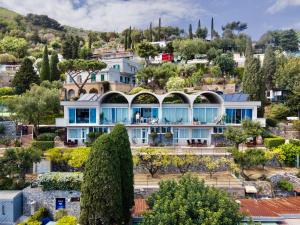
[0,0,300,40]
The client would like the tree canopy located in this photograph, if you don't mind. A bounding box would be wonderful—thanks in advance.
[142,175,244,225]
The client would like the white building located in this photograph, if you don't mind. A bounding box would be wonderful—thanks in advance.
[56,91,265,146]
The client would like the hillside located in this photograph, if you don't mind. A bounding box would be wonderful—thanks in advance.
[0,7,90,39]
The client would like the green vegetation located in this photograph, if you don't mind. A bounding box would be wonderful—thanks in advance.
[142,175,244,225]
[56,216,78,225]
[277,179,293,191]
[80,134,123,225]
[40,45,50,81]
[7,83,60,136]
[37,172,82,191]
[31,140,54,151]
[12,57,40,94]
[110,124,134,224]
[18,208,49,225]
[0,147,42,190]
[271,143,300,167]
[264,137,285,149]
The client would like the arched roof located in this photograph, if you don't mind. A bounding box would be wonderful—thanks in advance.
[99,91,129,104]
[130,91,160,105]
[161,91,191,105]
[191,91,223,104]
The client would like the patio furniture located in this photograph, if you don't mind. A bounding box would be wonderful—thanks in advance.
[164,118,170,124]
[187,140,191,146]
[203,140,207,146]
[191,139,196,147]
[197,139,203,146]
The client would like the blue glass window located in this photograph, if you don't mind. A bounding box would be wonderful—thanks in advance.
[89,108,96,123]
[101,108,128,124]
[192,128,209,139]
[69,108,76,123]
[225,108,253,124]
[178,128,189,138]
[91,73,96,82]
[162,107,189,123]
[193,108,218,123]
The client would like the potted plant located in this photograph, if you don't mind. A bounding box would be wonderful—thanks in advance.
[149,132,158,145]
[164,132,173,139]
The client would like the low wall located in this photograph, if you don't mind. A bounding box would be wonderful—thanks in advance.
[23,187,80,218]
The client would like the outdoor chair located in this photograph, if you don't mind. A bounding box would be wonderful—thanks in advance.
[197,139,203,146]
[187,140,191,146]
[203,140,207,146]
[191,139,196,147]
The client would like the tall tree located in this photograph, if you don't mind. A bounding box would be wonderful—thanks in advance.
[136,41,158,66]
[198,19,201,29]
[158,17,161,41]
[279,29,299,52]
[49,51,60,81]
[80,134,122,225]
[58,59,106,96]
[245,38,253,59]
[12,58,40,94]
[141,175,243,225]
[7,84,60,136]
[110,124,134,224]
[189,24,193,39]
[40,45,50,81]
[128,26,132,49]
[262,45,276,90]
[242,56,266,116]
[124,30,128,50]
[211,17,214,40]
[72,36,80,59]
[149,22,153,42]
[88,32,98,49]
[61,35,73,59]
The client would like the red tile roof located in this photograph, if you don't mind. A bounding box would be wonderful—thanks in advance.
[132,198,148,217]
[240,197,300,218]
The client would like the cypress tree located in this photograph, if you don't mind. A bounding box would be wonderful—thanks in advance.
[245,38,253,59]
[40,45,50,81]
[198,19,201,29]
[110,124,134,224]
[262,45,276,90]
[158,17,161,41]
[189,24,193,39]
[128,26,132,49]
[149,22,153,42]
[12,58,40,94]
[124,30,128,50]
[49,51,60,81]
[62,35,72,59]
[80,134,123,225]
[211,17,214,40]
[72,36,80,59]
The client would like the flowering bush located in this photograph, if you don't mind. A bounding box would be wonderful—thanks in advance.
[37,172,83,191]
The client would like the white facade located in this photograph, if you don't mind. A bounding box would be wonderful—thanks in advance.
[56,91,265,146]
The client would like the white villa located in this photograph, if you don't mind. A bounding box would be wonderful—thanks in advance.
[56,90,265,146]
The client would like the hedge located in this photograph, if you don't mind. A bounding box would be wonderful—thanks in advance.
[37,172,83,191]
[290,139,300,146]
[37,133,56,141]
[264,137,285,149]
[31,141,54,151]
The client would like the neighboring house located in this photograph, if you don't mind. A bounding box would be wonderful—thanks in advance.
[55,91,265,146]
[240,197,300,225]
[0,64,20,87]
[92,47,134,60]
[64,58,142,99]
[233,53,265,67]
[151,53,174,64]
[266,89,289,102]
[0,191,23,225]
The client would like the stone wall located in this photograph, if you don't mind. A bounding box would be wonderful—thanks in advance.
[23,187,80,218]
[0,121,16,138]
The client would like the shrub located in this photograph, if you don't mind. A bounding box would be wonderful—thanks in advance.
[54,209,68,221]
[277,179,293,191]
[266,118,277,127]
[31,140,54,151]
[277,143,300,166]
[290,139,300,146]
[37,172,83,191]
[56,216,77,225]
[264,137,285,149]
[37,133,56,141]
[18,208,49,225]
[0,87,15,96]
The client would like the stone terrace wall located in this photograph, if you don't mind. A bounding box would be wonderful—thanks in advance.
[23,187,80,218]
